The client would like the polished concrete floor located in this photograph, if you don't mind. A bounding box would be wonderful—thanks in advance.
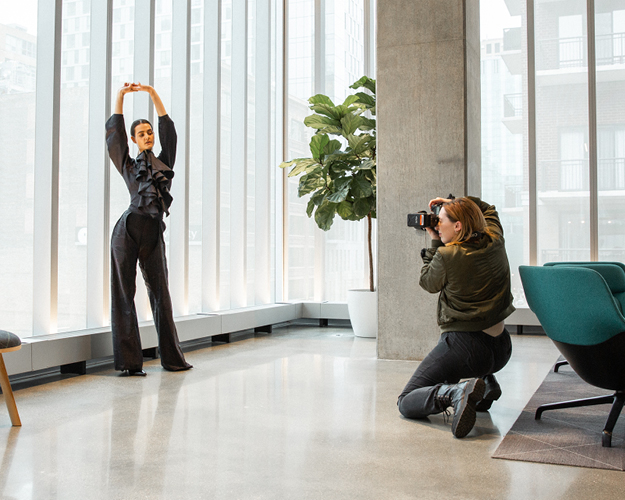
[0,323,623,499]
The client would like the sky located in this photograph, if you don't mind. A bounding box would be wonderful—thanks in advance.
[0,0,38,35]
[0,0,520,42]
[480,0,522,40]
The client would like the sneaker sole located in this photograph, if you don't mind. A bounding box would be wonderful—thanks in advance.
[452,378,486,438]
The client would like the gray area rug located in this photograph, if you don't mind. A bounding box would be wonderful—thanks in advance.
[492,362,625,471]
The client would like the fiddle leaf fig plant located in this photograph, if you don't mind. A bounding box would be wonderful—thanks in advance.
[279,76,377,291]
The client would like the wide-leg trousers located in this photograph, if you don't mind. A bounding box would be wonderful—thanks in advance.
[110,210,190,371]
[397,329,512,419]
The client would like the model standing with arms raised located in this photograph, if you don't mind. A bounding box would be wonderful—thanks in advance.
[106,83,192,376]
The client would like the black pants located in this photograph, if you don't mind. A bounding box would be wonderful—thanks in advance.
[110,210,190,371]
[397,329,512,419]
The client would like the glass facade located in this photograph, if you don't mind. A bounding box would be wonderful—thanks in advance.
[0,0,373,338]
[481,0,625,307]
[8,1,617,338]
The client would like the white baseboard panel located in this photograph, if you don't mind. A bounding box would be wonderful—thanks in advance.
[506,308,541,327]
[301,302,349,320]
[6,302,315,376]
[7,302,538,377]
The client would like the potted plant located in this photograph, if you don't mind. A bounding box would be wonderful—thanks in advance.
[279,76,377,338]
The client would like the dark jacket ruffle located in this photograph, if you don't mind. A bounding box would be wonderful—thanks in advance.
[134,150,174,216]
[106,113,177,219]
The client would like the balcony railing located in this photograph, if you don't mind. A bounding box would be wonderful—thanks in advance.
[596,32,625,65]
[537,33,625,70]
[538,158,625,191]
[503,93,523,118]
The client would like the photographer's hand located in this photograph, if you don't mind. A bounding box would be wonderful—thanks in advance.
[428,197,452,211]
[425,227,440,240]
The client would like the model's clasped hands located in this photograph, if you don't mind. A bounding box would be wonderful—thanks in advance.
[118,82,154,95]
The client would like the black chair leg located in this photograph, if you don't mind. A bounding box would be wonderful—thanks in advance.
[602,392,625,448]
[554,360,569,372]
[535,394,615,420]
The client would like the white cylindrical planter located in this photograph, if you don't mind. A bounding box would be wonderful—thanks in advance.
[347,289,378,338]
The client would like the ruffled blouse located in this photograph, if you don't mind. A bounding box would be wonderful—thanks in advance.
[105,113,177,218]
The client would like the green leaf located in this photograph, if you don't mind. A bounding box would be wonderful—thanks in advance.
[357,159,376,170]
[329,160,353,175]
[327,177,352,203]
[310,103,341,120]
[354,92,375,108]
[333,105,349,120]
[359,117,376,131]
[298,172,325,197]
[324,139,342,155]
[310,189,327,206]
[342,95,360,107]
[304,114,341,130]
[348,134,372,154]
[354,197,373,217]
[279,159,297,169]
[350,76,376,94]
[309,94,335,107]
[306,198,315,217]
[309,134,330,162]
[341,114,363,136]
[337,200,356,220]
[351,173,374,198]
[287,158,320,177]
[314,201,337,231]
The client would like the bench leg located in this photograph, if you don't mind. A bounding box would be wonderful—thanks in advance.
[0,354,21,426]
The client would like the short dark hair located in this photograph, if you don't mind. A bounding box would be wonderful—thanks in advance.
[130,119,152,138]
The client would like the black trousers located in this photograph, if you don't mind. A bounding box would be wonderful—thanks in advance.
[397,329,512,419]
[110,210,190,371]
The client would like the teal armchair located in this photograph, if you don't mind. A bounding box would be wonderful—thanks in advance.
[519,264,625,447]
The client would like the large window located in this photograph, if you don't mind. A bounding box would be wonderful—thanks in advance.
[597,1,625,262]
[480,0,527,304]
[1,0,373,338]
[0,0,37,337]
[481,0,625,307]
[285,0,370,302]
[58,0,91,332]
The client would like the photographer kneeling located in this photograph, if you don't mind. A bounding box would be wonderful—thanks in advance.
[398,196,515,438]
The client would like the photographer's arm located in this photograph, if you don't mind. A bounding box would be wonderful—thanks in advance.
[419,248,447,293]
[467,196,504,237]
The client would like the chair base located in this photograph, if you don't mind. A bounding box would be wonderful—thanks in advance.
[535,392,624,447]
[553,360,569,372]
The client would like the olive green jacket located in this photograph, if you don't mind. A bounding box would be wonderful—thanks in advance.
[420,197,515,333]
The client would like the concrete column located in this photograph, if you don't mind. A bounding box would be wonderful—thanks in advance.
[377,0,481,360]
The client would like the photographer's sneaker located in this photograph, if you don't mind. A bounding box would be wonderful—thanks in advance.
[435,378,486,438]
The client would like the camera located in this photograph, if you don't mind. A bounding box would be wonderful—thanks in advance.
[407,194,455,230]
[407,206,441,230]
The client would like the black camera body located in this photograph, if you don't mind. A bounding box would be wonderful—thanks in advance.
[407,211,439,230]
[407,194,454,231]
